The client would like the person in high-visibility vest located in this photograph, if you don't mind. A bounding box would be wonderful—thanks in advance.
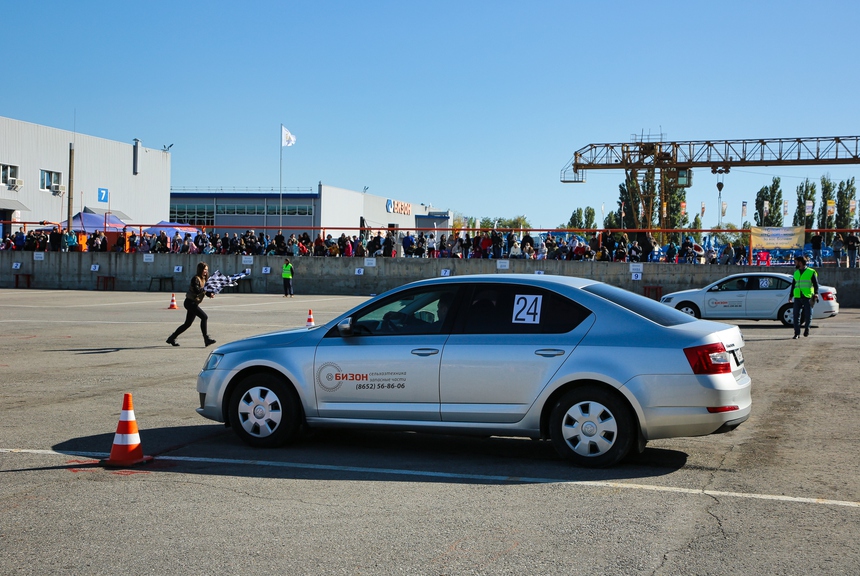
[788,255,819,339]
[282,257,295,298]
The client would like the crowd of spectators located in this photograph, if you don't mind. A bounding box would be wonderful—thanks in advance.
[4,225,859,267]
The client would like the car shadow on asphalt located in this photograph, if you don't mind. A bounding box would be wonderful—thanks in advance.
[31,425,689,483]
[735,323,819,330]
[46,346,166,354]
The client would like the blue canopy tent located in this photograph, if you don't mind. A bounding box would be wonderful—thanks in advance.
[142,221,202,238]
[45,211,128,232]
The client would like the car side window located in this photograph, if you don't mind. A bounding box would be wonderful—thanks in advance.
[456,284,590,335]
[346,286,460,336]
[754,276,770,290]
[768,277,790,290]
[716,278,748,292]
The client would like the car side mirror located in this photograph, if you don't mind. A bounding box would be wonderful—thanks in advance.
[337,317,354,337]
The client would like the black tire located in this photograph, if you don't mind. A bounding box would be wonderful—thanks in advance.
[549,386,635,468]
[778,304,793,327]
[228,373,300,448]
[675,301,701,318]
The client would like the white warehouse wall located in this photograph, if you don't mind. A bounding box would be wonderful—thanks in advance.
[0,116,170,226]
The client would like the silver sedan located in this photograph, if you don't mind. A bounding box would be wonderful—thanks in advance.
[660,272,839,326]
[197,274,751,468]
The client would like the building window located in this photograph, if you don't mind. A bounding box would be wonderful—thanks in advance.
[169,203,215,228]
[1,164,19,185]
[173,203,314,222]
[40,170,61,190]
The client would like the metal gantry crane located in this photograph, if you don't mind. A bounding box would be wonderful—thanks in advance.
[560,135,860,228]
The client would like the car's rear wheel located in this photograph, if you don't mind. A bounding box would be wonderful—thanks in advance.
[676,302,701,318]
[779,304,793,327]
[550,386,634,468]
[228,373,300,447]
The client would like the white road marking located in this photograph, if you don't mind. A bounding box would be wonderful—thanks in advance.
[0,295,362,309]
[1,320,288,327]
[2,448,857,509]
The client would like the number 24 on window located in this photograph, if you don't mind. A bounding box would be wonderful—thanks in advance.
[512,295,542,324]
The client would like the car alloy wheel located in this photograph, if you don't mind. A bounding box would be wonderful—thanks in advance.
[228,374,300,447]
[550,386,634,468]
[778,304,794,327]
[676,302,701,318]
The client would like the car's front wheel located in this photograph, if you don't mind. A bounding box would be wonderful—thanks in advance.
[228,373,300,447]
[675,302,701,318]
[550,386,635,468]
[779,303,793,327]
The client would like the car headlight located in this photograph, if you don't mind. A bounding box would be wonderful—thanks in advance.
[203,353,223,371]
[661,296,673,303]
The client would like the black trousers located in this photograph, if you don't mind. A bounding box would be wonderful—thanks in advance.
[283,277,293,296]
[171,299,208,338]
[792,297,812,335]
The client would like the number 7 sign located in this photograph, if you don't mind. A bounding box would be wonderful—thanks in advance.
[97,188,109,203]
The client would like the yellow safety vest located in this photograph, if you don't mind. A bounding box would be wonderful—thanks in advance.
[282,263,293,279]
[793,268,816,298]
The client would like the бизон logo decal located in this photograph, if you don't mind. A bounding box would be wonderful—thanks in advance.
[316,362,343,392]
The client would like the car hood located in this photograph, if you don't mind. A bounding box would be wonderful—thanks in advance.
[211,325,322,354]
[662,288,701,300]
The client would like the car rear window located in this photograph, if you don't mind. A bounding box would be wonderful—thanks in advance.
[581,283,696,326]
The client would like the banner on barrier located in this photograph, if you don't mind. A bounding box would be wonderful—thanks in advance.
[749,226,805,250]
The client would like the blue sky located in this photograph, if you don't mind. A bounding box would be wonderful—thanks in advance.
[4,1,859,230]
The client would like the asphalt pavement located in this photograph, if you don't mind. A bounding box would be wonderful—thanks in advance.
[1,288,858,575]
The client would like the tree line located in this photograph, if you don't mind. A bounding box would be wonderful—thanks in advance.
[458,171,856,248]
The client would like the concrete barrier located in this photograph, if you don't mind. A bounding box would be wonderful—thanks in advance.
[1,251,858,307]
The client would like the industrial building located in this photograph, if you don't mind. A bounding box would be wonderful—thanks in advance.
[0,116,171,239]
[170,184,450,237]
[1,116,449,241]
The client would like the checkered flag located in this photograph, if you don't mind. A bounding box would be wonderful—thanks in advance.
[204,270,249,294]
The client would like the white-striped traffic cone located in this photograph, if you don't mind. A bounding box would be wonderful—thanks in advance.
[100,393,153,467]
[168,293,178,310]
[306,309,315,327]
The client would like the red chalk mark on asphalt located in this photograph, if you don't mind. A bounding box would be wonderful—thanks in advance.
[110,469,150,476]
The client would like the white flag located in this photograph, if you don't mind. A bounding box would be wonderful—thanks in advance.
[281,126,296,147]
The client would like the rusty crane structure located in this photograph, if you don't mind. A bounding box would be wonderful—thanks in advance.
[560,135,860,229]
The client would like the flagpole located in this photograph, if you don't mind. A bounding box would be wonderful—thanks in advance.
[279,124,283,229]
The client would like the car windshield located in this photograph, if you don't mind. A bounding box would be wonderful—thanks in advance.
[582,283,696,326]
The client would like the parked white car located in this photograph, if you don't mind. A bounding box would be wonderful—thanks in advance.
[660,272,839,326]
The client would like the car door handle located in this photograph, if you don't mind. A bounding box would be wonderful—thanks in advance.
[535,349,565,357]
[411,348,439,356]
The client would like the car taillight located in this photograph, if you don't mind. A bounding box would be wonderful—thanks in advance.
[707,405,739,413]
[821,291,835,301]
[684,343,732,375]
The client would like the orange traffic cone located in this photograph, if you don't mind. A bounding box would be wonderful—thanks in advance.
[168,293,178,309]
[101,393,153,467]
[306,309,315,327]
